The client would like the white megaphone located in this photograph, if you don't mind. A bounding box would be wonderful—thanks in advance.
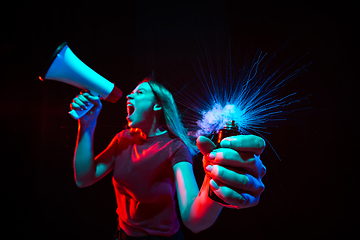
[40,42,122,119]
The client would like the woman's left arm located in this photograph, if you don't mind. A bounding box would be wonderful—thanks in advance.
[173,135,266,233]
[173,161,223,233]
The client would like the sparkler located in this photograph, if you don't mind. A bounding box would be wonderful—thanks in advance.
[176,41,310,206]
[177,42,311,152]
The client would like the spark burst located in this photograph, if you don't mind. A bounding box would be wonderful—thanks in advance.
[176,41,311,147]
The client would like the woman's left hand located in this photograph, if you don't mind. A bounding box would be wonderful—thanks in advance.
[197,135,266,209]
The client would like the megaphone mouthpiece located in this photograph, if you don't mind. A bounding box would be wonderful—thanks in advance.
[105,85,122,103]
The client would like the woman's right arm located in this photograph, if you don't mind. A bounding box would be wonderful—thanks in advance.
[72,92,116,188]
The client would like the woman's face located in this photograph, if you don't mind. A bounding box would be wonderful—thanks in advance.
[126,82,159,128]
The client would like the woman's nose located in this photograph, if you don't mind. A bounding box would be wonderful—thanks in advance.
[126,94,134,100]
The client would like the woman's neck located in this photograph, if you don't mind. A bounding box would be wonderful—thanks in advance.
[135,117,167,138]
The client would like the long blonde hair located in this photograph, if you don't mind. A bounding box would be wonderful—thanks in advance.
[140,77,198,156]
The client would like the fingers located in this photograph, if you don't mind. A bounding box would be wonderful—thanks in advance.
[209,148,254,166]
[71,97,87,111]
[197,136,216,155]
[220,135,265,156]
[260,160,267,178]
[209,180,260,208]
[208,148,260,177]
[207,149,265,178]
[82,92,102,106]
[202,134,266,208]
[206,165,265,195]
[70,92,102,111]
[77,94,90,109]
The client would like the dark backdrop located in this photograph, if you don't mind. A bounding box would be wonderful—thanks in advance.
[2,1,358,239]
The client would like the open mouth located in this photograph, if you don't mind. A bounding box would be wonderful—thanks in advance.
[127,103,135,117]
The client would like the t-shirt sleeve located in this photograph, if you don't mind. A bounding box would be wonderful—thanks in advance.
[170,139,193,166]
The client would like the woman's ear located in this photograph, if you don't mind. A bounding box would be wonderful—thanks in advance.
[153,103,162,112]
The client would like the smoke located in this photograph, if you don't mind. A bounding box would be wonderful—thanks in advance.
[177,42,311,139]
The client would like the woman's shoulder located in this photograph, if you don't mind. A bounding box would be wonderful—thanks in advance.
[113,129,131,141]
[168,137,193,165]
[168,137,191,155]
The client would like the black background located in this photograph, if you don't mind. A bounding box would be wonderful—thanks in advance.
[2,0,358,239]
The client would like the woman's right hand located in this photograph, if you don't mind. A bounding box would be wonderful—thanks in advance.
[70,91,102,126]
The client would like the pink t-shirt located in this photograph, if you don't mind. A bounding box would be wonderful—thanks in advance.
[111,129,192,237]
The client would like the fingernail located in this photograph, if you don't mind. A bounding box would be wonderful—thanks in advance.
[221,139,230,148]
[205,165,213,173]
[208,152,216,160]
[210,179,219,190]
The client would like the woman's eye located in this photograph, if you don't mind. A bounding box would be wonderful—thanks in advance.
[137,90,142,94]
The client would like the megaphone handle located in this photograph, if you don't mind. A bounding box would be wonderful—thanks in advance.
[68,102,94,120]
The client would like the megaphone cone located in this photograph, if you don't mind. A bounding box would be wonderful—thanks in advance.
[40,42,122,119]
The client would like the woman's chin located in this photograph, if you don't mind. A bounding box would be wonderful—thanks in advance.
[126,114,148,129]
[127,121,134,128]
[126,117,133,127]
[126,117,138,128]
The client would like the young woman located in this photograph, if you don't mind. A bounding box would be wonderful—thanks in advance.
[71,77,266,239]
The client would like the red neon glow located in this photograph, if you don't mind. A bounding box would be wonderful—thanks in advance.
[39,76,43,81]
[217,131,222,143]
[130,128,147,140]
[132,142,160,162]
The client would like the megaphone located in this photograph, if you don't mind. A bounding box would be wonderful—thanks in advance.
[40,42,122,119]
